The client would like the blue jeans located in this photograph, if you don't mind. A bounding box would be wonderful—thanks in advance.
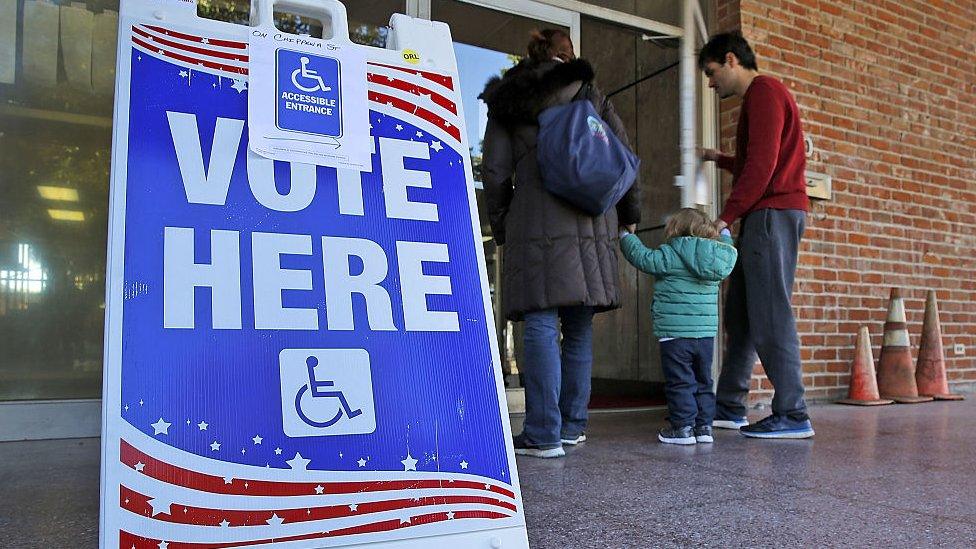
[521,306,594,445]
[660,337,715,428]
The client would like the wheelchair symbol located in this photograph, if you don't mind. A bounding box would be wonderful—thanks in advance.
[291,57,332,93]
[294,356,362,428]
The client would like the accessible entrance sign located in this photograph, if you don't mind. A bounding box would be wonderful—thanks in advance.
[99,1,528,547]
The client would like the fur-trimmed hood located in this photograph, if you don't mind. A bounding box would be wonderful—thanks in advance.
[478,58,595,127]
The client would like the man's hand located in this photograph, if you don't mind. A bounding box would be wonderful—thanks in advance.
[699,147,722,162]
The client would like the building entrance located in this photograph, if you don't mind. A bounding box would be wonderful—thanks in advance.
[439,0,702,409]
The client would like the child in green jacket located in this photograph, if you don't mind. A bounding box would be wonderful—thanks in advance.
[620,208,738,445]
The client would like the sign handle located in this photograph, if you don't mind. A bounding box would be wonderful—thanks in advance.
[252,0,352,44]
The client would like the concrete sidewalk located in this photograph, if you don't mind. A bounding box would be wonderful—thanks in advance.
[2,400,975,547]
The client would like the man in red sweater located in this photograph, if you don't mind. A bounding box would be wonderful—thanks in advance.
[699,32,814,439]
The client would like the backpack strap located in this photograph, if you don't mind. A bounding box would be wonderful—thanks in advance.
[510,79,593,169]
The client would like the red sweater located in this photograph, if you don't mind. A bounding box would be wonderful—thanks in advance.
[718,75,809,225]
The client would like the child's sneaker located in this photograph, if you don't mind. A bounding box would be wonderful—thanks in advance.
[560,432,586,445]
[512,433,565,458]
[657,425,696,445]
[694,425,713,443]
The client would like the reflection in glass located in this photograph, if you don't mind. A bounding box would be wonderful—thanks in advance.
[196,0,396,47]
[0,244,49,302]
[1,0,117,400]
[453,43,519,187]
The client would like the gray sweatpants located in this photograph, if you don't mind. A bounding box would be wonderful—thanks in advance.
[716,208,808,421]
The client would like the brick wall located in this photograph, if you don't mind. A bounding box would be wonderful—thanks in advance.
[712,0,976,404]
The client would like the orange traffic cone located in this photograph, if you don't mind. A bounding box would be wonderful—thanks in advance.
[915,290,964,401]
[838,326,893,406]
[876,288,933,403]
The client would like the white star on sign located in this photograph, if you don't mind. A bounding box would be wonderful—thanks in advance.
[416,131,423,138]
[231,79,247,93]
[139,399,144,406]
[399,515,411,525]
[178,70,188,78]
[151,418,171,435]
[401,454,418,471]
[357,458,367,467]
[158,542,169,549]
[253,435,263,444]
[186,419,191,425]
[197,421,208,430]
[287,452,310,471]
[201,38,209,44]
[430,141,443,152]
[266,513,284,526]
[219,519,230,528]
[459,460,468,470]
[134,462,146,472]
[124,404,129,411]
[275,448,282,455]
[314,485,324,494]
[349,503,358,511]
[395,124,403,131]
[241,448,246,455]
[447,511,455,519]
[211,441,221,451]
[147,497,173,516]
[223,476,233,484]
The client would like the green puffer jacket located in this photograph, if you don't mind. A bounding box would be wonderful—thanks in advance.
[620,233,737,338]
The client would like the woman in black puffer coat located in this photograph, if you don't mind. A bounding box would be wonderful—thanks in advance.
[479,29,641,457]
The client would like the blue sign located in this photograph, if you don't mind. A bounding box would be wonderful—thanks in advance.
[102,16,525,549]
[275,48,343,137]
[123,48,509,482]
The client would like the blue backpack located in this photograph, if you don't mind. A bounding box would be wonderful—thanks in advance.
[536,88,640,216]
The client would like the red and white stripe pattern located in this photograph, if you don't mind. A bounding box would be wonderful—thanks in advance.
[364,61,463,148]
[113,426,517,548]
[131,24,248,77]
[129,25,465,151]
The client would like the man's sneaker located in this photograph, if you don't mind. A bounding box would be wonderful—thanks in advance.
[657,425,696,445]
[694,425,714,443]
[512,433,565,458]
[712,415,749,430]
[740,415,814,439]
[560,432,586,445]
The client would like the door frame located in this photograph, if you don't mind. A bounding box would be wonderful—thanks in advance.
[450,0,581,50]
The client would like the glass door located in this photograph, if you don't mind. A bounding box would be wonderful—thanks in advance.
[429,0,579,385]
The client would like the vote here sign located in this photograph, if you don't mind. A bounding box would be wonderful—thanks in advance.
[99,4,526,548]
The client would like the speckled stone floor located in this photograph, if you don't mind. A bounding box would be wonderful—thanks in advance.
[513,400,976,548]
[2,400,975,548]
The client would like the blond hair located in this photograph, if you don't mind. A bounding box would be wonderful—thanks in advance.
[664,208,719,241]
